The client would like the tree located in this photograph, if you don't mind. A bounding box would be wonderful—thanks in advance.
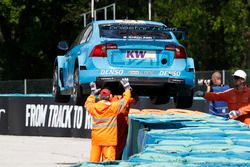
[153,0,250,70]
[0,0,250,80]
[0,0,87,79]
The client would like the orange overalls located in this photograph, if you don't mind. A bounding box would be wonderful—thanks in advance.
[84,90,131,162]
[204,86,250,124]
[111,96,136,160]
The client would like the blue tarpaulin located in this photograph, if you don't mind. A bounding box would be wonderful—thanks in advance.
[75,109,250,167]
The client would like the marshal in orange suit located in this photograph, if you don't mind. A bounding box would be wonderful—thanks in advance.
[111,95,136,160]
[84,78,132,162]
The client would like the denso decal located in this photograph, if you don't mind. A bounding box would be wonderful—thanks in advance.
[159,71,181,77]
[101,69,124,75]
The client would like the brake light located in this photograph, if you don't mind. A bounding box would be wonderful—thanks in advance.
[90,43,117,57]
[165,45,187,58]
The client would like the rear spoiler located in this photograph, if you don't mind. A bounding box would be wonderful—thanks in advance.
[163,27,186,40]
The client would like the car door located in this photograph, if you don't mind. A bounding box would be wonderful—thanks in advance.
[65,24,93,88]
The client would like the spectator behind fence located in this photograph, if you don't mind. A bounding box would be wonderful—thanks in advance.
[204,71,230,118]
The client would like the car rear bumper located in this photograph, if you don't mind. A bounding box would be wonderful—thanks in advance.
[80,76,194,96]
[79,69,195,85]
[96,76,185,86]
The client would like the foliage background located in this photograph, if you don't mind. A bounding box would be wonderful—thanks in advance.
[0,0,250,80]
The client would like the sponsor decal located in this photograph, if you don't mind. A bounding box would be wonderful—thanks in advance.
[0,109,6,120]
[84,111,92,129]
[25,104,92,129]
[128,71,156,75]
[126,50,156,59]
[101,69,124,75]
[123,36,153,39]
[143,71,155,75]
[159,71,181,77]
[128,71,140,75]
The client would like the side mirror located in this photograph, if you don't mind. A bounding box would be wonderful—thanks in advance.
[57,41,69,51]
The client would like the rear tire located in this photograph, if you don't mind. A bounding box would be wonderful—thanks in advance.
[72,67,88,106]
[52,66,70,103]
[174,90,193,109]
[150,95,170,105]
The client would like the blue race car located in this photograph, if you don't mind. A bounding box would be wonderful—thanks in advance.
[53,20,195,108]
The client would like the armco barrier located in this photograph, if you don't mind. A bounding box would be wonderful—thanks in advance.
[0,95,208,137]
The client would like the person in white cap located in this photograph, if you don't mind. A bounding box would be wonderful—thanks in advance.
[204,70,250,127]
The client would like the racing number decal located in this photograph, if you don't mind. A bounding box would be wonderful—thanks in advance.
[159,71,181,77]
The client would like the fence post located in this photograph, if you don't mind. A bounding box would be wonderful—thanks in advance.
[222,69,225,85]
[104,7,107,20]
[113,3,116,20]
[91,0,94,21]
[24,79,27,94]
[83,14,86,27]
[148,0,152,20]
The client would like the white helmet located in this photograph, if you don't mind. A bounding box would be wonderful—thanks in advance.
[233,70,247,80]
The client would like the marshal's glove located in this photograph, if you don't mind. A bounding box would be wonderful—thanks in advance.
[120,78,132,90]
[89,82,101,95]
[229,110,241,118]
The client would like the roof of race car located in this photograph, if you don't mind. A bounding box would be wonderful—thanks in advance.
[92,20,165,26]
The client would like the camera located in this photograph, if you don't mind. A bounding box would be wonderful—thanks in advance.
[197,79,211,86]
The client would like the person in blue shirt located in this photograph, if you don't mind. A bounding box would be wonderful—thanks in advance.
[204,71,230,118]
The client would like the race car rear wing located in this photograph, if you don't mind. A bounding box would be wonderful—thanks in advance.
[163,27,186,40]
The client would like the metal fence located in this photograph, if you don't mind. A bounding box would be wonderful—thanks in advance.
[0,70,249,94]
[0,79,53,94]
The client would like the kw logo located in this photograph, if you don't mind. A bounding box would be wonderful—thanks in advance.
[126,50,146,59]
[0,109,6,120]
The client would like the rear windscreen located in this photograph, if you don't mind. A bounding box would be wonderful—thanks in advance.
[99,24,172,40]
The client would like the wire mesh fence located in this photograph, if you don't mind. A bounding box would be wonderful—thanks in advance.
[0,70,249,95]
[0,79,53,94]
